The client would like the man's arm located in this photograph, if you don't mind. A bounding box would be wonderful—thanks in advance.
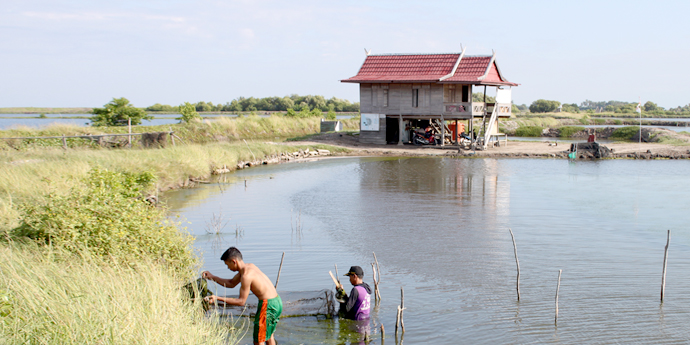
[202,271,240,288]
[205,275,251,307]
[344,287,360,313]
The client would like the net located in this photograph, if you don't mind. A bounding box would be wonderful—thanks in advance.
[207,290,336,317]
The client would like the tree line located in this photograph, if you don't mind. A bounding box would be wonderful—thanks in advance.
[527,99,690,115]
[145,95,359,113]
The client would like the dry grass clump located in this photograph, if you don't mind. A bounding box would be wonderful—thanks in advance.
[0,244,243,345]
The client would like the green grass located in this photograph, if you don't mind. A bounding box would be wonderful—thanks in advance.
[558,126,586,138]
[0,115,360,150]
[0,243,244,345]
[611,126,640,140]
[0,142,349,231]
[515,126,544,137]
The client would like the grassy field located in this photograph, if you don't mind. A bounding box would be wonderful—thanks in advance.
[0,115,359,150]
[0,115,352,343]
[0,243,244,345]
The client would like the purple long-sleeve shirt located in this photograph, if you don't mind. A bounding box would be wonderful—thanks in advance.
[339,282,372,320]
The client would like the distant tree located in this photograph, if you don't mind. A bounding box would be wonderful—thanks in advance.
[643,101,658,112]
[472,92,496,103]
[146,103,177,112]
[325,104,337,120]
[195,101,214,112]
[91,97,151,126]
[228,100,242,112]
[529,99,561,113]
[561,103,580,113]
[178,102,201,123]
[285,108,297,117]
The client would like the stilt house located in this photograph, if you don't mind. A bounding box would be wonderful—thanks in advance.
[341,49,518,148]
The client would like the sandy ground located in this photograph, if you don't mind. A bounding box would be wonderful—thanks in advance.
[288,132,690,158]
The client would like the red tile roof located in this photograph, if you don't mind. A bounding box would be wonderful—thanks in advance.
[342,53,517,86]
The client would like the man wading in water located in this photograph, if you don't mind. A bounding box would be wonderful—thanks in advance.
[337,266,372,320]
[203,247,283,345]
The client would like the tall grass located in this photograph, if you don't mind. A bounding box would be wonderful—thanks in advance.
[0,142,348,231]
[0,115,360,150]
[0,243,243,345]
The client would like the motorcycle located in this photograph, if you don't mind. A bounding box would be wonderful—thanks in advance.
[412,131,439,145]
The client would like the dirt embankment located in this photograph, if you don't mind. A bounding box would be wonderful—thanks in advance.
[289,131,690,160]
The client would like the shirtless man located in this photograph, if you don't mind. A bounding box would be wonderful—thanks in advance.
[202,247,282,345]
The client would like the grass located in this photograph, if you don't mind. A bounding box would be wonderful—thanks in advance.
[515,126,544,137]
[0,115,360,150]
[558,126,586,138]
[0,141,348,230]
[611,126,640,140]
[0,243,243,345]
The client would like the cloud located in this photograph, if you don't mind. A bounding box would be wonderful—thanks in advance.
[240,28,255,40]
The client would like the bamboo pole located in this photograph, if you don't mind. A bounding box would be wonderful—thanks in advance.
[61,134,67,150]
[509,228,521,301]
[555,269,562,324]
[373,252,382,300]
[274,252,285,289]
[400,287,405,333]
[661,230,670,302]
[128,118,132,148]
[380,324,385,344]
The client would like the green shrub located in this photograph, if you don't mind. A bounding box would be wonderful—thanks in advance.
[515,126,543,137]
[558,126,586,138]
[611,126,640,140]
[594,118,605,125]
[12,168,195,271]
[614,119,623,125]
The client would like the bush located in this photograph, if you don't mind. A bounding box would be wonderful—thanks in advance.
[12,168,195,271]
[594,118,606,125]
[614,119,623,125]
[178,102,201,123]
[515,126,544,137]
[529,99,561,113]
[558,126,585,138]
[611,126,640,140]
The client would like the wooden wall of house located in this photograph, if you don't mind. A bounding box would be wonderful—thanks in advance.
[359,115,386,144]
[360,83,444,116]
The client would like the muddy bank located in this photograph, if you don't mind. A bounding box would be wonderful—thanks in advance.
[288,131,690,160]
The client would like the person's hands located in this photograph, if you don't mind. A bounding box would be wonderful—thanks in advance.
[204,295,218,304]
[201,271,213,280]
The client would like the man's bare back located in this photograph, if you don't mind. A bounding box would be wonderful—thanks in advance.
[202,261,277,306]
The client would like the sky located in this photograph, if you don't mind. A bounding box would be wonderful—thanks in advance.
[1,0,689,108]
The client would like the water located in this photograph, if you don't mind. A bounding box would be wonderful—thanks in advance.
[583,124,690,133]
[0,115,180,130]
[165,157,690,344]
[0,113,357,130]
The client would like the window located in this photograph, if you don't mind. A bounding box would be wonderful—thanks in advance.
[412,89,419,108]
[462,85,470,103]
[383,89,388,107]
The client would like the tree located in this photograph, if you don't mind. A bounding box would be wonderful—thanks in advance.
[561,103,580,113]
[529,99,561,113]
[178,102,201,123]
[643,101,658,112]
[91,97,151,126]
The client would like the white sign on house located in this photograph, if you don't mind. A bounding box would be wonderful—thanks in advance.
[360,113,380,131]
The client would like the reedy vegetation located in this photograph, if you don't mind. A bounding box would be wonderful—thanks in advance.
[0,116,351,343]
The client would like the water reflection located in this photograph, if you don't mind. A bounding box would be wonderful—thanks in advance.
[167,157,690,344]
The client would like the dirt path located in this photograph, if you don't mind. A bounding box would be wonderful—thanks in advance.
[288,132,690,159]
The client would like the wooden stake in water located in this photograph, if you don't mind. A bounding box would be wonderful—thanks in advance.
[661,230,670,302]
[555,269,562,324]
[400,287,405,333]
[380,324,385,344]
[509,228,521,302]
[274,252,285,289]
[373,252,382,300]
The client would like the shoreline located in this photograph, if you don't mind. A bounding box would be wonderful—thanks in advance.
[284,132,690,160]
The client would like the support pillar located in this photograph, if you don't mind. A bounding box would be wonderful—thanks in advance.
[440,115,445,147]
[398,114,404,146]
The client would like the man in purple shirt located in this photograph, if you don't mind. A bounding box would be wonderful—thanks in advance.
[337,266,372,320]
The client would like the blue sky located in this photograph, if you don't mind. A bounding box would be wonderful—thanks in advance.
[1,0,688,108]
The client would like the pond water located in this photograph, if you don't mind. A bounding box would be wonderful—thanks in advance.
[164,157,690,344]
[0,114,356,130]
